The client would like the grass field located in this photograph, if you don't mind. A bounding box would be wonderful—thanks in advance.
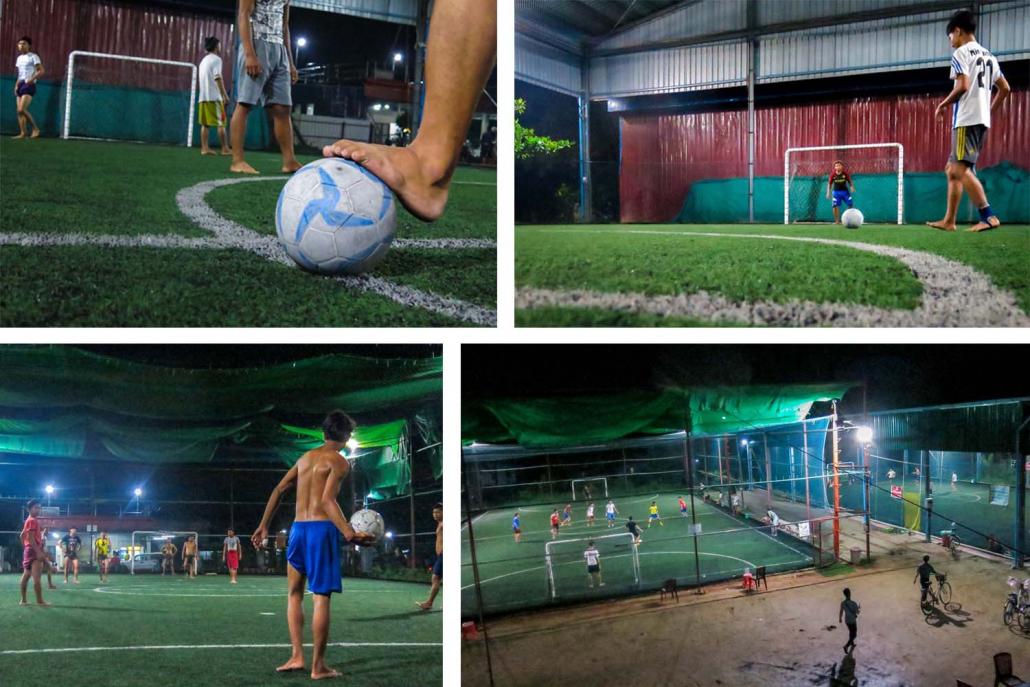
[515,223,1030,327]
[461,492,820,617]
[0,573,441,686]
[0,139,495,327]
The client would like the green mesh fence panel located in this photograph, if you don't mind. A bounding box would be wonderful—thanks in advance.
[675,163,1030,224]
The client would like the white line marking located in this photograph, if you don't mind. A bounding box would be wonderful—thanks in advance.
[705,505,811,560]
[518,229,1029,327]
[0,642,442,656]
[93,587,404,597]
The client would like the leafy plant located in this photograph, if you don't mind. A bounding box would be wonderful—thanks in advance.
[515,98,574,159]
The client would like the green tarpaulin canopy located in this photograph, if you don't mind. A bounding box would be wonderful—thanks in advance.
[463,384,853,449]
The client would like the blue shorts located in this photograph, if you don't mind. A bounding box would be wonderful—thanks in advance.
[432,555,442,577]
[287,521,341,596]
[832,190,853,208]
[606,513,615,521]
[649,513,659,520]
[16,80,36,97]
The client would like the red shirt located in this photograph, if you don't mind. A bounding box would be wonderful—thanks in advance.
[21,515,41,548]
[550,514,560,527]
[678,499,687,510]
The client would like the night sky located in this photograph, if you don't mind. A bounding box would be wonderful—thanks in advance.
[461,345,1029,415]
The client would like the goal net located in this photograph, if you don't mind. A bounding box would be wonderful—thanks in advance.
[571,477,608,501]
[129,531,198,574]
[63,51,197,146]
[544,531,639,600]
[784,143,903,224]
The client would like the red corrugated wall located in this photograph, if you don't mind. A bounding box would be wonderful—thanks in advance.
[619,90,1030,223]
[1,0,235,88]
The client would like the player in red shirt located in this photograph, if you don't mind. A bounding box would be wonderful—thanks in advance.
[678,496,688,517]
[550,509,561,540]
[19,499,52,606]
[826,161,856,225]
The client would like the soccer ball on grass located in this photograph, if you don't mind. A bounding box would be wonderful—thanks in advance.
[841,208,864,229]
[275,158,396,275]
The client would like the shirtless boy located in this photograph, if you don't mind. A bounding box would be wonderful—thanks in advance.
[251,409,375,680]
[19,500,52,605]
[417,503,443,610]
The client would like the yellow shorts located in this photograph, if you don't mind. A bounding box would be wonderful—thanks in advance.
[198,101,226,127]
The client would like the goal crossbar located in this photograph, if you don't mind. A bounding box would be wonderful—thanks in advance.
[784,143,904,225]
[572,477,608,500]
[130,530,199,574]
[63,50,198,147]
[544,531,639,599]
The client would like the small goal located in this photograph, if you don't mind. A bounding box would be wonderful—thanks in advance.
[129,530,199,574]
[544,531,639,600]
[784,143,904,225]
[571,477,608,501]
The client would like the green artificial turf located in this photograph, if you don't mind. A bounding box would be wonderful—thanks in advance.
[461,493,819,617]
[0,139,495,326]
[0,573,440,686]
[515,223,1030,327]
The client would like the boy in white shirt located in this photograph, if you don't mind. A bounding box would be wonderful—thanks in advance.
[584,542,603,588]
[198,37,231,156]
[13,36,43,139]
[927,10,1011,233]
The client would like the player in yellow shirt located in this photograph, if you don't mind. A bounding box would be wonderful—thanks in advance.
[95,531,112,583]
[647,501,663,528]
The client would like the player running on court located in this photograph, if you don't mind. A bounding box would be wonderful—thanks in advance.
[512,511,522,543]
[927,10,1010,232]
[647,501,663,528]
[12,37,43,139]
[161,539,177,576]
[417,503,443,611]
[223,528,242,584]
[561,503,573,526]
[825,160,856,224]
[678,496,688,517]
[95,531,112,583]
[251,410,375,680]
[19,500,52,605]
[550,509,561,540]
[586,502,596,526]
[626,516,642,545]
[61,527,83,583]
[183,535,199,578]
[584,541,604,588]
[605,500,618,528]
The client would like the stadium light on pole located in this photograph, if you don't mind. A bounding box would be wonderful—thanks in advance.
[133,487,142,514]
[295,37,307,65]
[45,484,54,506]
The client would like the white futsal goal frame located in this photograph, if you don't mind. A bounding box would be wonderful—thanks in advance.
[571,477,608,501]
[63,51,198,147]
[784,143,904,225]
[130,530,199,574]
[544,531,639,599]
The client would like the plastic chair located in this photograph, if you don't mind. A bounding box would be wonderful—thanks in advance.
[660,578,679,601]
[755,565,768,591]
[994,652,1023,687]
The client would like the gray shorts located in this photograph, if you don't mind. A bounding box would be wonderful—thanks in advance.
[948,124,987,167]
[236,38,292,107]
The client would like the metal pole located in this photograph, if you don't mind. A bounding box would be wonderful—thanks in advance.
[763,433,772,508]
[408,426,416,569]
[684,432,703,594]
[1013,415,1029,569]
[746,0,756,223]
[803,421,810,520]
[863,444,871,562]
[831,401,840,560]
[462,459,495,687]
[923,450,932,543]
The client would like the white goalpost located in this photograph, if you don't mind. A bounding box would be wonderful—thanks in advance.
[571,477,608,501]
[784,143,904,225]
[545,531,639,599]
[63,51,198,146]
[130,530,198,574]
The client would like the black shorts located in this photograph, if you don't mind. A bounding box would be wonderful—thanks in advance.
[65,553,78,561]
[587,564,600,574]
[949,124,987,167]
[97,554,108,562]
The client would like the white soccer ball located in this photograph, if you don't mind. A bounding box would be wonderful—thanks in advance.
[841,208,864,229]
[349,509,385,540]
[275,158,396,275]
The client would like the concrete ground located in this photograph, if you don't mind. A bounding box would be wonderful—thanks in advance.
[462,522,1030,686]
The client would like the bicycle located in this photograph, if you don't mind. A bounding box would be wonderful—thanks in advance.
[1003,577,1030,631]
[947,533,962,560]
[921,573,952,615]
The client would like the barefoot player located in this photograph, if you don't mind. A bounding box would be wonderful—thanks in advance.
[550,509,561,540]
[61,527,82,583]
[95,530,112,583]
[40,528,57,589]
[183,535,198,577]
[251,410,375,681]
[586,501,596,527]
[512,511,521,543]
[19,500,51,605]
[223,528,242,584]
[12,37,43,139]
[417,503,443,610]
[161,539,178,576]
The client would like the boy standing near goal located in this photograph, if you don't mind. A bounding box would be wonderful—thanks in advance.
[223,528,242,584]
[251,410,374,679]
[927,10,1010,232]
[61,527,83,583]
[586,502,596,527]
[197,37,231,156]
[161,539,177,576]
[825,161,855,224]
[12,37,43,139]
[95,531,112,583]
[183,535,198,577]
[584,541,603,588]
[605,500,618,528]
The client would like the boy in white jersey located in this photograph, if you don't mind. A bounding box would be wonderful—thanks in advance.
[927,10,1010,233]
[197,37,231,156]
[584,542,604,588]
[605,500,618,528]
[586,502,595,526]
[12,36,43,139]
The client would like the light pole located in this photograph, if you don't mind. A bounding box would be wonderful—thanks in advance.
[295,37,307,66]
[45,484,54,507]
[133,487,142,514]
[393,52,403,80]
[856,426,873,563]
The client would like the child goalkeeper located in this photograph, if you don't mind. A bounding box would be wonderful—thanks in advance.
[826,160,856,224]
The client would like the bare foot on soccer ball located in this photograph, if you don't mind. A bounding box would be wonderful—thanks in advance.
[230,161,260,175]
[969,216,1001,232]
[311,666,341,680]
[322,140,450,221]
[926,220,956,232]
[275,658,305,673]
[282,158,303,174]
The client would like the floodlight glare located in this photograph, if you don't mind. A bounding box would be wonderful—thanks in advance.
[45,484,55,494]
[297,37,307,47]
[385,531,394,539]
[740,439,749,447]
[856,427,873,444]
[393,52,403,62]
[134,487,143,497]
[346,438,359,451]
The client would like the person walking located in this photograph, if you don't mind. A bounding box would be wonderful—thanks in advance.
[839,587,861,653]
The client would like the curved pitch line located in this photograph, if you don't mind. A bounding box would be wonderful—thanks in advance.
[518,229,1028,327]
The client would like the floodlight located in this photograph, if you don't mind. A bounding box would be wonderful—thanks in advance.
[856,427,873,444]
[45,484,55,494]
[297,37,308,47]
[372,104,382,111]
[346,438,359,451]
[740,439,749,447]
[134,487,143,497]
[393,52,403,62]
[385,531,394,539]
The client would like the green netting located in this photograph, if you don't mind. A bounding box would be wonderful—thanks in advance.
[463,384,852,448]
[675,162,1030,224]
